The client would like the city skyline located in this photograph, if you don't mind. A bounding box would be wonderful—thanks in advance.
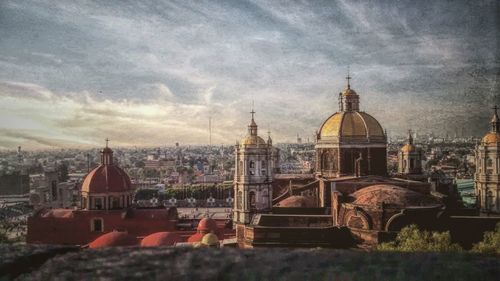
[0,0,498,149]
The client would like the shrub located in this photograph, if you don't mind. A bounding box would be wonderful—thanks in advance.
[377,224,462,252]
[471,222,500,255]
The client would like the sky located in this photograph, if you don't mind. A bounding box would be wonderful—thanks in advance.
[0,0,499,149]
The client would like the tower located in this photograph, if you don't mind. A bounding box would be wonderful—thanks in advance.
[316,71,387,179]
[233,110,273,242]
[398,130,423,175]
[475,106,500,213]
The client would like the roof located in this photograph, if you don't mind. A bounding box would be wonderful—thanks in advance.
[197,218,218,233]
[240,135,267,146]
[81,164,132,194]
[187,232,205,243]
[401,143,416,152]
[342,87,358,96]
[141,232,182,247]
[276,196,316,208]
[201,233,219,246]
[89,231,137,248]
[482,132,500,146]
[319,111,385,139]
[351,184,440,207]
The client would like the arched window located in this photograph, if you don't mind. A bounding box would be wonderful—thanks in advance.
[249,161,255,168]
[249,191,256,210]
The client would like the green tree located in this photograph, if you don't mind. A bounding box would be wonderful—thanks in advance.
[377,225,462,252]
[471,223,500,254]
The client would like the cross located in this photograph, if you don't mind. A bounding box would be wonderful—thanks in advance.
[346,66,352,89]
[250,109,256,120]
[105,138,109,148]
[493,105,498,115]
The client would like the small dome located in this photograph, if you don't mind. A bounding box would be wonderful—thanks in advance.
[351,184,440,207]
[342,87,358,96]
[81,165,132,194]
[276,195,316,208]
[187,232,205,243]
[201,233,219,246]
[482,132,500,146]
[141,232,181,247]
[89,231,137,248]
[197,218,218,233]
[319,111,385,140]
[240,135,267,146]
[401,144,416,153]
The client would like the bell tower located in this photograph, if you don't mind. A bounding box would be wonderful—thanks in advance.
[475,106,500,213]
[398,130,423,175]
[233,109,273,244]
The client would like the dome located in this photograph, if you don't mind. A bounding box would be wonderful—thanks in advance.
[482,132,500,146]
[89,231,137,248]
[187,232,205,243]
[276,195,316,208]
[201,233,219,246]
[240,135,267,146]
[351,184,440,207]
[319,111,385,139]
[342,87,358,96]
[81,165,132,194]
[141,232,181,247]
[401,144,416,153]
[197,218,218,233]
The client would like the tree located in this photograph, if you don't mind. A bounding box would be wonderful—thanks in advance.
[471,223,500,255]
[377,225,462,252]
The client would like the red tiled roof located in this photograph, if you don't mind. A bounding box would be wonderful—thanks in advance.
[141,232,182,247]
[89,231,137,248]
[81,164,132,194]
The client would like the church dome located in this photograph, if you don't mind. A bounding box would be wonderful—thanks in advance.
[81,164,132,194]
[276,195,316,208]
[400,143,416,153]
[240,135,267,146]
[81,146,132,194]
[319,111,385,140]
[482,132,500,146]
[89,231,137,248]
[197,218,218,233]
[342,87,358,96]
[141,232,181,247]
[351,184,440,207]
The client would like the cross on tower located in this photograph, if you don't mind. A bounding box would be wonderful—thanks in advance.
[346,67,352,89]
[493,105,499,115]
[250,109,256,120]
[105,138,109,148]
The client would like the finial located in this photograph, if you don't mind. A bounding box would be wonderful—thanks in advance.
[493,105,498,115]
[105,138,109,148]
[408,129,413,145]
[346,66,352,89]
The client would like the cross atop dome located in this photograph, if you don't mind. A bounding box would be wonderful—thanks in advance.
[346,66,352,89]
[492,105,499,133]
[105,138,110,148]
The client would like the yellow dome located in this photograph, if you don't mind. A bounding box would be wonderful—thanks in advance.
[201,233,219,246]
[482,133,500,146]
[342,87,358,96]
[240,135,267,146]
[401,144,416,153]
[319,111,385,140]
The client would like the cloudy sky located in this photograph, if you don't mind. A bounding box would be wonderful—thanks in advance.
[0,0,498,149]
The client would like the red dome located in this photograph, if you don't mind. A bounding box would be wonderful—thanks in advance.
[81,164,132,194]
[277,196,316,208]
[187,233,205,243]
[141,232,182,247]
[89,231,137,248]
[197,218,218,233]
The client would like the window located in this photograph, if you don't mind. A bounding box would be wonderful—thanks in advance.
[249,161,255,168]
[249,191,256,210]
[110,196,120,209]
[82,197,87,209]
[91,218,103,232]
[94,197,103,210]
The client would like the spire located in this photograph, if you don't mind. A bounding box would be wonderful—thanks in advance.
[248,106,258,136]
[346,66,351,89]
[491,105,499,133]
[407,129,413,145]
[101,138,113,165]
[267,129,272,145]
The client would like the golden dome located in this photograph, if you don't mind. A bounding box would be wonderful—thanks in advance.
[342,87,358,96]
[240,135,267,146]
[482,132,500,146]
[319,111,385,140]
[401,144,416,153]
[201,233,219,246]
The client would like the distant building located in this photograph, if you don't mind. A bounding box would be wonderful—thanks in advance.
[475,106,500,214]
[397,130,424,176]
